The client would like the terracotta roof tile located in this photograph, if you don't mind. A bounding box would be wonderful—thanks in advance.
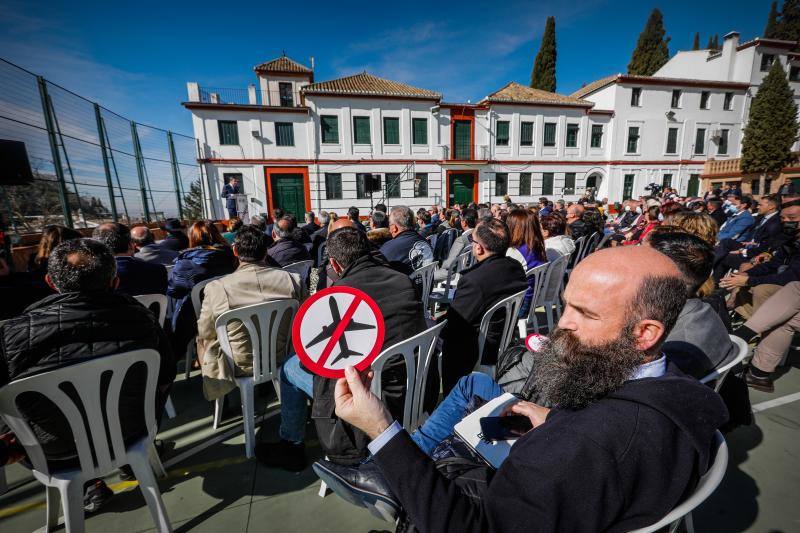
[570,74,619,99]
[482,82,593,107]
[302,72,441,100]
[254,56,312,73]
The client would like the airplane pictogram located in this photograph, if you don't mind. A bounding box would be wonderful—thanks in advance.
[306,296,375,365]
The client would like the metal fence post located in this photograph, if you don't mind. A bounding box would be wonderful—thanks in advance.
[167,131,184,220]
[130,122,150,222]
[37,76,73,228]
[94,104,118,221]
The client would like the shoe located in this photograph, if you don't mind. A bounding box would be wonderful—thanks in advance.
[312,460,399,522]
[118,464,136,481]
[83,480,114,513]
[254,439,307,472]
[745,369,774,393]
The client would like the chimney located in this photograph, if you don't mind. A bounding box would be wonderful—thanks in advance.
[721,31,740,81]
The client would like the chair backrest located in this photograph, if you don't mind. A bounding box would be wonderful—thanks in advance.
[214,299,299,384]
[539,254,568,304]
[134,293,169,328]
[595,232,613,252]
[628,431,728,533]
[457,250,474,272]
[409,262,437,318]
[191,275,225,318]
[0,349,161,478]
[578,232,600,263]
[317,241,328,268]
[566,236,586,271]
[283,259,314,286]
[370,320,447,431]
[433,229,457,263]
[476,288,528,367]
[525,263,550,308]
[700,335,751,392]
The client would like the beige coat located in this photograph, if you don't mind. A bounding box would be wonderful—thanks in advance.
[197,261,303,400]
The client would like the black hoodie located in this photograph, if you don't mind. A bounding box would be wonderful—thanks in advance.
[373,363,729,533]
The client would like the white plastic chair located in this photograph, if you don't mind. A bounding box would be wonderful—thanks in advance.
[522,256,569,336]
[429,250,474,312]
[517,263,550,337]
[212,299,299,458]
[134,294,176,419]
[628,431,728,533]
[565,236,586,277]
[283,259,314,286]
[409,262,437,319]
[476,289,528,377]
[700,335,751,392]
[186,275,225,379]
[0,349,171,533]
[578,232,600,263]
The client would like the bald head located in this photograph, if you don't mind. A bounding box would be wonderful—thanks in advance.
[330,218,354,232]
[130,225,154,248]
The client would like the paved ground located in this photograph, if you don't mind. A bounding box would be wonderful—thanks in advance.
[1,349,799,532]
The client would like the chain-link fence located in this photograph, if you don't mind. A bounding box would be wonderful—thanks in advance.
[0,57,206,234]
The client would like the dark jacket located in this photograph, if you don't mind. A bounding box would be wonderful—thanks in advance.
[267,238,312,267]
[115,256,168,296]
[373,364,728,533]
[0,291,176,463]
[311,227,328,267]
[568,219,589,240]
[708,209,728,230]
[159,233,189,252]
[311,252,427,465]
[747,213,787,256]
[135,242,179,265]
[379,230,434,275]
[746,239,800,287]
[221,183,241,211]
[441,254,527,392]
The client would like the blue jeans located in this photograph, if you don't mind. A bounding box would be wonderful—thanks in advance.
[411,373,504,456]
[279,354,313,443]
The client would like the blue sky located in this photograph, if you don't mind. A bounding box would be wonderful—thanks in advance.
[0,0,772,135]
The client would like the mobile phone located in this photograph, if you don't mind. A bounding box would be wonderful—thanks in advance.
[479,415,533,441]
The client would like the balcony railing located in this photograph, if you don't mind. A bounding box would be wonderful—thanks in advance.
[442,144,490,161]
[196,86,303,107]
[703,152,800,176]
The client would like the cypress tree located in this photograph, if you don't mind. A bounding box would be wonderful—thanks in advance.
[764,2,780,38]
[741,60,799,178]
[706,35,714,49]
[183,179,205,220]
[712,34,720,50]
[776,0,800,48]
[627,8,671,75]
[530,16,557,92]
[692,32,700,50]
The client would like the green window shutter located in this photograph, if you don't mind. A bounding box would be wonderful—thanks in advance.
[496,121,509,146]
[519,172,531,195]
[520,122,534,146]
[321,116,339,143]
[671,90,681,108]
[412,118,428,144]
[566,124,579,148]
[751,177,761,196]
[662,174,672,188]
[564,172,576,194]
[386,173,401,197]
[495,173,508,196]
[414,173,428,197]
[542,173,554,195]
[718,129,729,155]
[454,120,471,159]
[627,127,639,153]
[353,117,371,144]
[623,174,635,200]
[687,174,700,197]
[543,123,556,147]
[666,128,678,154]
[275,122,294,146]
[356,173,373,199]
[383,117,400,145]
[325,173,342,199]
[218,121,239,145]
[695,128,705,154]
[590,125,603,148]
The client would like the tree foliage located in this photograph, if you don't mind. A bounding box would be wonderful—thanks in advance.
[764,1,780,38]
[627,9,670,76]
[183,178,205,221]
[692,32,700,50]
[530,16,557,92]
[775,0,800,48]
[741,60,799,176]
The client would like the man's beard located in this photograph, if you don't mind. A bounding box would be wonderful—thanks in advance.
[531,326,646,410]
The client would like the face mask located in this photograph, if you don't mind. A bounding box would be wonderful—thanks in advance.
[782,220,800,237]
[658,213,664,222]
[635,206,642,215]
[725,204,737,215]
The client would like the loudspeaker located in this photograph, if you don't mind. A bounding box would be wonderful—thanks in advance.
[0,140,34,185]
[368,174,381,193]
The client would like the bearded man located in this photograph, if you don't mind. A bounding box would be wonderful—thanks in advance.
[312,246,728,532]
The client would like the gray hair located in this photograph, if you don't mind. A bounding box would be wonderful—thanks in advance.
[274,216,296,239]
[389,205,415,230]
[318,210,330,225]
[305,211,315,223]
[249,214,265,230]
[477,207,491,219]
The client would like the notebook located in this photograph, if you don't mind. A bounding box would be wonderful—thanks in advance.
[453,392,520,469]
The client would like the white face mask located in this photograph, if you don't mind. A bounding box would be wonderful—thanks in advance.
[658,213,664,221]
[635,206,642,215]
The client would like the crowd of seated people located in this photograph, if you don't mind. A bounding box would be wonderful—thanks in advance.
[0,183,798,528]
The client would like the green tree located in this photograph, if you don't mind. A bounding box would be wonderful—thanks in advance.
[530,16,557,92]
[776,0,800,48]
[741,60,799,179]
[764,1,780,38]
[627,8,670,76]
[692,32,700,50]
[182,178,205,220]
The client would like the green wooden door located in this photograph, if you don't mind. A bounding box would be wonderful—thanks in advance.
[453,120,471,160]
[449,173,474,206]
[622,174,635,201]
[271,174,305,217]
[687,174,700,197]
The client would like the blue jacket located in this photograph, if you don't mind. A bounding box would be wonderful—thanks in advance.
[167,246,235,328]
[717,210,754,242]
[379,230,433,274]
[221,183,241,211]
[115,256,168,296]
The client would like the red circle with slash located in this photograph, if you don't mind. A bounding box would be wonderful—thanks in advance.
[292,286,386,379]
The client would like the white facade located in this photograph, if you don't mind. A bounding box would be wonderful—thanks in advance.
[183,36,800,218]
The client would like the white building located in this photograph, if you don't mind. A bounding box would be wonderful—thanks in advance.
[183,33,800,218]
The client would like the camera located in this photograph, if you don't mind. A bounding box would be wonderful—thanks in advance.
[644,182,662,196]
